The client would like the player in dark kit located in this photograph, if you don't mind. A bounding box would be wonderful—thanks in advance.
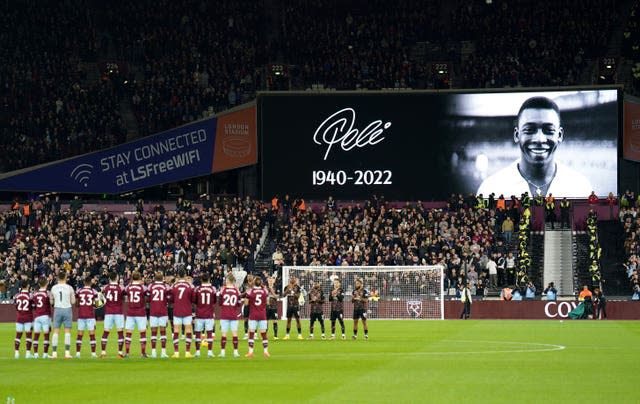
[266,277,280,339]
[241,274,254,340]
[308,281,326,339]
[329,279,346,340]
[283,277,303,340]
[352,279,369,340]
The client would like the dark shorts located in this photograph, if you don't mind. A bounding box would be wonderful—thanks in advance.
[330,310,343,321]
[353,309,367,320]
[242,305,250,318]
[310,312,324,323]
[267,308,278,320]
[286,307,300,319]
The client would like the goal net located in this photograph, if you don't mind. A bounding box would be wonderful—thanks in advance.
[281,266,444,320]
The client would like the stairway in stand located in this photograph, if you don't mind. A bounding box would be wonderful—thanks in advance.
[543,223,573,296]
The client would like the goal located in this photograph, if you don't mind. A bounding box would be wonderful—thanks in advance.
[281,266,444,320]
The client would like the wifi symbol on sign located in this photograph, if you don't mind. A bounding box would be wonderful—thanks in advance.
[70,163,94,188]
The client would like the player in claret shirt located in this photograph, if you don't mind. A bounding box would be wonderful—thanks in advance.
[124,271,148,358]
[217,275,242,358]
[14,281,33,359]
[75,277,100,358]
[101,271,125,358]
[31,277,52,359]
[193,272,216,358]
[243,276,270,358]
[148,271,170,358]
[352,279,369,340]
[307,281,326,340]
[171,268,194,358]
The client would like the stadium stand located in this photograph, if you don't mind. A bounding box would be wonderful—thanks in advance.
[0,197,267,298]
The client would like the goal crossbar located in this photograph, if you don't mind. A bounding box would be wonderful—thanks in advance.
[281,265,444,320]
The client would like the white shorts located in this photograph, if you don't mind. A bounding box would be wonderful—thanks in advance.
[173,316,192,326]
[248,320,268,331]
[194,318,214,332]
[219,319,238,334]
[77,318,96,331]
[104,314,125,330]
[53,308,73,329]
[16,322,32,332]
[33,315,51,333]
[125,316,147,331]
[149,316,168,328]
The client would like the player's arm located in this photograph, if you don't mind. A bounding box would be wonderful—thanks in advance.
[69,285,76,305]
[338,289,344,302]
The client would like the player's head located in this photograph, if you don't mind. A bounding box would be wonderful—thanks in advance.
[177,267,187,279]
[267,277,275,287]
[109,271,119,283]
[254,276,262,287]
[38,276,47,289]
[289,276,296,285]
[200,272,210,284]
[57,270,67,282]
[84,277,92,286]
[247,274,254,283]
[18,280,29,291]
[132,271,142,282]
[226,274,236,286]
[514,96,563,168]
[313,280,321,289]
[355,278,362,288]
[333,279,341,288]
[154,271,164,281]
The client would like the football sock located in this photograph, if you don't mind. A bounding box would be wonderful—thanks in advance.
[140,331,147,354]
[286,326,290,334]
[25,331,32,351]
[33,332,39,353]
[232,336,238,350]
[206,330,213,348]
[320,321,325,333]
[339,319,345,333]
[52,333,58,351]
[244,320,248,334]
[364,329,368,336]
[185,332,192,351]
[90,334,96,353]
[353,329,358,336]
[117,331,124,352]
[14,332,22,350]
[160,329,167,349]
[125,332,132,353]
[173,332,179,351]
[150,328,157,350]
[331,321,336,334]
[43,333,50,353]
[221,336,227,350]
[195,332,202,351]
[248,331,255,352]
[76,335,83,353]
[64,332,71,353]
[273,323,278,337]
[101,331,109,351]
[260,332,268,352]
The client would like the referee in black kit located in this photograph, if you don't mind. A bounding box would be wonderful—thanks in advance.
[460,282,472,320]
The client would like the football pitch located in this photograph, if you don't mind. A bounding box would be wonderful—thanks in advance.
[1,320,638,404]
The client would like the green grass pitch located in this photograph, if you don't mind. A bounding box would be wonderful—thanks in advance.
[1,320,638,403]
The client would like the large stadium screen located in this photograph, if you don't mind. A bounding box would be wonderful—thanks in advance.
[259,88,620,200]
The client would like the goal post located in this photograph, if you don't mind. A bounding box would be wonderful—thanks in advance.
[281,266,444,320]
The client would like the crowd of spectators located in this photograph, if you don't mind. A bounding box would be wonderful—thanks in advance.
[100,0,260,137]
[623,0,640,96]
[619,190,640,297]
[0,1,126,173]
[454,0,618,88]
[0,196,267,300]
[0,0,628,174]
[270,194,524,299]
[280,0,444,90]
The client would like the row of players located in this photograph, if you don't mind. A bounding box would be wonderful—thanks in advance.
[13,269,371,359]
